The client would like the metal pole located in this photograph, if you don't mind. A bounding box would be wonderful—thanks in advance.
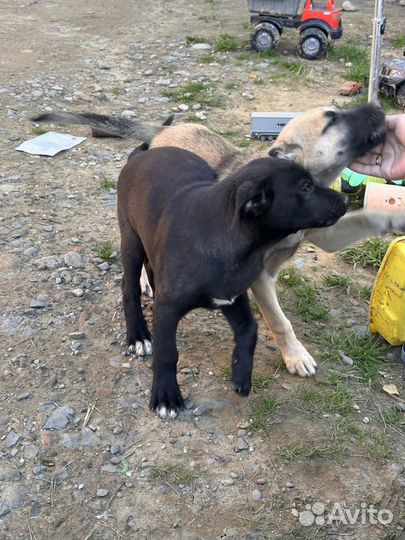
[368,0,386,102]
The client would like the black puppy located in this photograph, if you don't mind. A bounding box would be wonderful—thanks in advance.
[118,147,347,419]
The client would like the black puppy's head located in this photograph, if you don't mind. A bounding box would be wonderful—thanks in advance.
[233,157,348,235]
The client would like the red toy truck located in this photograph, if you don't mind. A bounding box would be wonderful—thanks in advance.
[248,0,342,59]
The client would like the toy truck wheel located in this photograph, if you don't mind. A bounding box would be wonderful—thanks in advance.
[259,134,267,141]
[251,23,280,52]
[297,28,328,60]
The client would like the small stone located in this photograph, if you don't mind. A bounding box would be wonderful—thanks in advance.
[236,438,249,452]
[0,504,10,518]
[16,392,31,401]
[96,489,109,497]
[193,404,208,417]
[285,481,294,489]
[121,110,136,119]
[363,416,370,424]
[98,261,109,271]
[178,104,189,112]
[339,351,354,367]
[30,299,47,309]
[221,478,234,486]
[192,43,212,51]
[257,478,267,485]
[194,111,207,120]
[111,456,121,465]
[43,406,75,430]
[52,468,69,483]
[396,403,405,412]
[241,91,255,101]
[291,508,300,518]
[5,431,20,448]
[251,489,262,501]
[71,288,84,297]
[110,444,121,455]
[238,429,247,437]
[230,472,239,479]
[64,251,85,268]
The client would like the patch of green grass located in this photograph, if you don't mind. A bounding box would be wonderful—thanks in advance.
[249,396,279,434]
[359,284,373,302]
[393,34,405,49]
[186,35,208,45]
[348,62,370,84]
[365,431,392,462]
[163,82,222,107]
[213,33,239,52]
[197,54,216,64]
[278,268,329,323]
[327,41,369,83]
[327,41,368,64]
[198,15,210,23]
[383,408,405,430]
[32,127,47,135]
[277,444,303,462]
[272,58,306,78]
[315,331,387,384]
[295,384,353,417]
[322,274,351,290]
[225,81,240,89]
[152,464,198,487]
[340,238,390,268]
[253,77,265,85]
[100,178,116,191]
[97,242,114,262]
[186,112,204,123]
[277,441,346,462]
[251,372,274,390]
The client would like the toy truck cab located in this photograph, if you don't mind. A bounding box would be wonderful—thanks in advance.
[248,0,342,59]
[251,112,298,140]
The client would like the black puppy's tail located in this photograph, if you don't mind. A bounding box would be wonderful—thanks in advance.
[31,112,175,142]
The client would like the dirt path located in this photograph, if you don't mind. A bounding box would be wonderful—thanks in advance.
[1,1,405,539]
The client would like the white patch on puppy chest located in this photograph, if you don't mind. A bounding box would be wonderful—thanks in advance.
[212,296,237,307]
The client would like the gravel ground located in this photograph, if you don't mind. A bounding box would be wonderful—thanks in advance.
[1,1,405,539]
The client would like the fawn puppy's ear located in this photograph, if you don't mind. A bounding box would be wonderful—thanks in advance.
[268,142,302,162]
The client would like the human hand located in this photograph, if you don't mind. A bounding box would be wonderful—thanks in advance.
[349,114,405,180]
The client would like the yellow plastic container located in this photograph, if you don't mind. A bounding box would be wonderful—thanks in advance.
[369,236,405,346]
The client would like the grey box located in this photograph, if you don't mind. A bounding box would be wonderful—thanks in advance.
[250,111,299,140]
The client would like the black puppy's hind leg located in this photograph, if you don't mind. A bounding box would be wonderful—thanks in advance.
[221,294,257,396]
[150,300,184,419]
[120,226,152,357]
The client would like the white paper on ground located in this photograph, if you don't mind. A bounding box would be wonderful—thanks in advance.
[16,131,86,156]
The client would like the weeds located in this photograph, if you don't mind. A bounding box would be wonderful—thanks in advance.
[198,54,217,64]
[327,41,369,83]
[186,35,208,45]
[214,33,239,52]
[279,268,329,323]
[273,58,306,78]
[152,464,198,487]
[249,396,279,434]
[163,82,222,107]
[393,34,405,49]
[340,237,390,268]
[32,127,47,136]
[322,274,351,290]
[295,384,353,417]
[97,242,114,262]
[383,408,405,430]
[100,178,116,191]
[313,330,387,384]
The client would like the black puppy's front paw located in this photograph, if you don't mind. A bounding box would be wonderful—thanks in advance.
[127,328,152,358]
[232,358,252,397]
[150,378,185,420]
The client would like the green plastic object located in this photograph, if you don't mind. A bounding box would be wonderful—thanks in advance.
[341,167,404,188]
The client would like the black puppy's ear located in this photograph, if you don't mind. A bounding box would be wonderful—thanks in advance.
[236,183,272,220]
